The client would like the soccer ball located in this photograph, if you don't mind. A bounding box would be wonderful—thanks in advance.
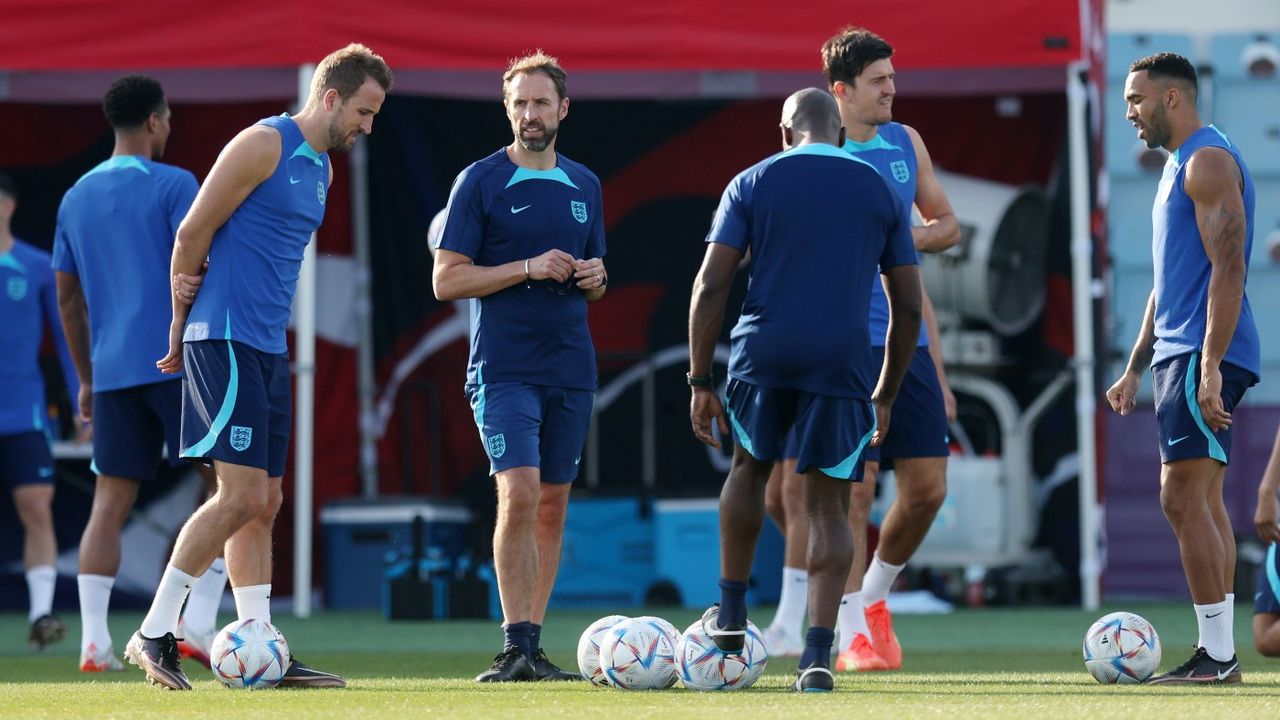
[677,619,768,690]
[598,615,679,690]
[1082,611,1161,684]
[209,618,291,689]
[577,614,629,686]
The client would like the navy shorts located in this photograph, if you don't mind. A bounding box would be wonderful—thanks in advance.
[92,380,184,480]
[0,431,55,489]
[1152,352,1253,465]
[724,378,875,481]
[1255,542,1280,615]
[865,346,950,467]
[181,340,291,477]
[466,382,594,484]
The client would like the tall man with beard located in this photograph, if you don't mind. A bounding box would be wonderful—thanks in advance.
[759,29,961,668]
[126,44,392,691]
[433,51,606,683]
[1109,52,1259,684]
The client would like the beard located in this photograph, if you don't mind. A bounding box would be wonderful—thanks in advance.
[327,115,357,153]
[1142,104,1171,149]
[516,121,558,152]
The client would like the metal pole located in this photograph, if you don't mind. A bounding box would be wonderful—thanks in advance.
[293,63,317,618]
[351,134,379,498]
[1068,63,1102,611]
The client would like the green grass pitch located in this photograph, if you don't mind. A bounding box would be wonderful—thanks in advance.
[2,603,1279,718]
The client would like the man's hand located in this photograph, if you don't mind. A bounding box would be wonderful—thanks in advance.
[1106,371,1141,416]
[574,257,607,291]
[1198,364,1231,431]
[870,398,893,447]
[75,418,93,444]
[690,388,729,449]
[77,382,93,426]
[527,249,576,283]
[173,259,208,305]
[1256,490,1280,545]
[157,318,185,374]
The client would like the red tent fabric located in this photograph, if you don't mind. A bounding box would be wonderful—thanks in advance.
[4,0,1083,73]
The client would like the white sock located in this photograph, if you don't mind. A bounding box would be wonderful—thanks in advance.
[182,557,228,634]
[1226,592,1235,636]
[26,565,56,623]
[1194,598,1234,662]
[836,591,870,650]
[768,567,807,636]
[234,584,272,623]
[77,574,115,652]
[862,554,905,605]
[139,565,196,639]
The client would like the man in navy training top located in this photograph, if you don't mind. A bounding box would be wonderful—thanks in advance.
[52,74,224,674]
[1108,52,1260,685]
[127,44,392,691]
[760,28,962,670]
[433,51,607,683]
[0,171,80,652]
[688,88,921,693]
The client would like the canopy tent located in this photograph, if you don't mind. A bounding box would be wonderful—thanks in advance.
[0,0,1107,610]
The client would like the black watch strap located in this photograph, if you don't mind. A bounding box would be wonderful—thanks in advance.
[686,372,713,388]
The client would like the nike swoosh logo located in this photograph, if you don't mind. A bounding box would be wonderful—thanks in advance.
[38,467,54,477]
[1168,435,1190,446]
[511,204,531,214]
[290,177,303,185]
[1205,611,1223,618]
[1217,663,1238,681]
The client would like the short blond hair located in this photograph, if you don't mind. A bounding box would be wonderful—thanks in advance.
[311,43,393,103]
[502,50,567,101]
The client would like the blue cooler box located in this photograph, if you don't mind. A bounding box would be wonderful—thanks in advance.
[653,498,783,608]
[550,497,655,608]
[321,498,472,609]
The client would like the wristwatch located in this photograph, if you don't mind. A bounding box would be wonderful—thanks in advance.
[686,372,713,388]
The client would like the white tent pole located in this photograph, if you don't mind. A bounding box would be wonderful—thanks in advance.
[351,134,379,498]
[294,62,317,619]
[1068,62,1101,612]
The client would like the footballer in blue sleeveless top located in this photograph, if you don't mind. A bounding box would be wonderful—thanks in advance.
[433,53,606,684]
[176,112,328,477]
[1110,52,1257,684]
[131,45,391,692]
[842,124,951,470]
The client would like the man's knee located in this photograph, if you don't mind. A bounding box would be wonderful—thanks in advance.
[218,477,272,524]
[256,480,284,523]
[764,476,785,524]
[536,484,571,525]
[900,476,946,519]
[497,471,540,522]
[13,488,53,529]
[1256,615,1280,656]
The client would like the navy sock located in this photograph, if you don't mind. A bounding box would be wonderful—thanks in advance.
[718,578,749,627]
[800,626,835,669]
[530,623,542,654]
[503,621,534,659]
